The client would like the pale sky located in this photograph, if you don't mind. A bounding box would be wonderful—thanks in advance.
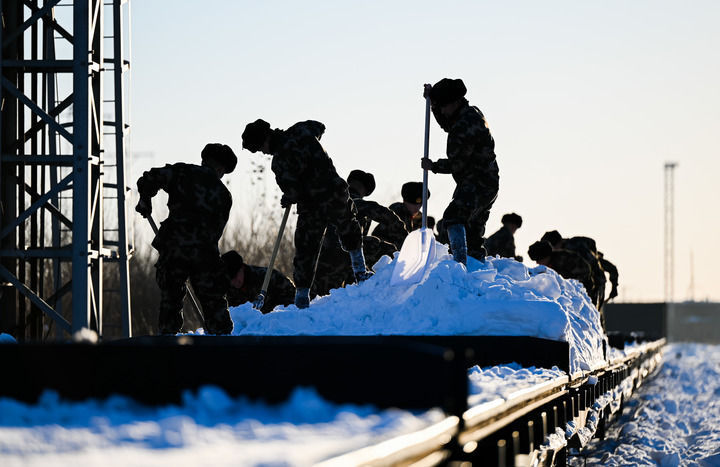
[129,1,720,303]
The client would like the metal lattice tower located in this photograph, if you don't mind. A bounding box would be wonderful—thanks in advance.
[0,0,133,340]
[664,162,677,304]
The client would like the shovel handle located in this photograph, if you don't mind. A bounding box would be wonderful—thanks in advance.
[421,87,431,230]
[254,205,291,309]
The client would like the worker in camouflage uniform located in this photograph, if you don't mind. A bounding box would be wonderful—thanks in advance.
[348,169,407,252]
[541,230,619,310]
[371,181,427,247]
[312,169,406,297]
[421,78,499,264]
[485,213,523,261]
[221,251,295,313]
[528,241,594,296]
[135,144,236,335]
[241,119,373,309]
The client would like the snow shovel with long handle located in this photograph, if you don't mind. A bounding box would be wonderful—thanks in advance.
[146,215,205,325]
[253,205,291,310]
[391,85,437,286]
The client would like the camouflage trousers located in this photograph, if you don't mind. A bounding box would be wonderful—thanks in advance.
[155,245,232,335]
[442,180,498,259]
[294,195,362,289]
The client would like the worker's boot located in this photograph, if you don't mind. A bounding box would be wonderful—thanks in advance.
[447,223,468,265]
[294,287,310,309]
[349,248,374,283]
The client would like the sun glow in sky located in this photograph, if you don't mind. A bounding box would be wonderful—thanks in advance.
[130,1,720,303]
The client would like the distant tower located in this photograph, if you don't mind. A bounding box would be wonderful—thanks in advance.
[664,162,678,303]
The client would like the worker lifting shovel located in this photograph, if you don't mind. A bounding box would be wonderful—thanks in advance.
[391,84,438,286]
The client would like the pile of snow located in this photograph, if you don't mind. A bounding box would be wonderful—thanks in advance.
[229,244,607,374]
[0,387,444,467]
[0,333,16,344]
[572,343,720,466]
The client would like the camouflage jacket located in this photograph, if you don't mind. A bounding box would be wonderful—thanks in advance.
[431,103,499,190]
[226,264,295,314]
[371,202,420,247]
[485,225,516,258]
[561,236,605,290]
[548,249,595,294]
[350,189,407,240]
[137,163,232,249]
[269,121,348,206]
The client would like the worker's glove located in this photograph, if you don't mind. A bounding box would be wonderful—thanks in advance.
[423,83,432,98]
[135,197,152,218]
[421,158,435,171]
[280,194,295,209]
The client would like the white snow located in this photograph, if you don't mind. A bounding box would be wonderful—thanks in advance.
[228,246,607,374]
[570,343,720,466]
[468,363,566,405]
[0,333,17,344]
[0,387,445,467]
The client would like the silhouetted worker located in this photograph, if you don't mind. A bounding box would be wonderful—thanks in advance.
[485,213,523,261]
[312,169,403,297]
[135,144,236,335]
[348,170,407,244]
[541,230,619,309]
[371,181,428,247]
[528,241,594,296]
[221,251,294,313]
[241,119,373,309]
[422,78,499,264]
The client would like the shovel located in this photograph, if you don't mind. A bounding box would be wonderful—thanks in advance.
[147,215,205,324]
[253,205,291,310]
[391,85,437,285]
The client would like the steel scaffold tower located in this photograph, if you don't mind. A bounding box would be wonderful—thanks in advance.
[664,162,677,304]
[0,0,133,340]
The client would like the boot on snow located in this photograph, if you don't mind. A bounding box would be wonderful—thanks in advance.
[447,223,468,265]
[294,287,310,309]
[349,248,374,283]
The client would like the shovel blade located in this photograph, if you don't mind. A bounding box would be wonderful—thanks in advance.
[391,228,437,286]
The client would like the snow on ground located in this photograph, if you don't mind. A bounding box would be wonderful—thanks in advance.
[570,343,720,466]
[228,244,607,374]
[468,363,566,405]
[0,387,445,467]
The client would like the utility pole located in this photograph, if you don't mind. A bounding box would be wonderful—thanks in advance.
[664,162,677,304]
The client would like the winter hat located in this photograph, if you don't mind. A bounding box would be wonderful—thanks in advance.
[347,170,376,196]
[401,182,429,204]
[429,78,467,106]
[221,251,244,276]
[502,213,523,228]
[528,241,553,261]
[201,143,237,173]
[540,230,562,247]
[242,119,272,152]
